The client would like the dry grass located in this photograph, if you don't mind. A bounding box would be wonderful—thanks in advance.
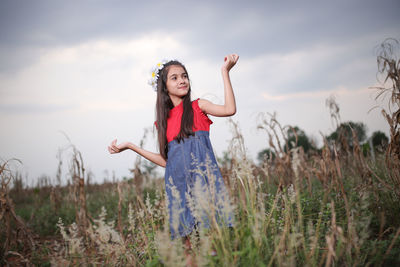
[2,118,400,266]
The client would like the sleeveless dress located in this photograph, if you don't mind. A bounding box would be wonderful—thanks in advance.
[164,99,234,239]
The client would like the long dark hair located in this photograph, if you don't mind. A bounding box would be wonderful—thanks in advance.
[155,60,194,160]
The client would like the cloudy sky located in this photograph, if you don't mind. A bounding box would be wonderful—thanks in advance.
[1,0,399,185]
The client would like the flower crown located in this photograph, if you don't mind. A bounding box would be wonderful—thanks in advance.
[148,59,169,91]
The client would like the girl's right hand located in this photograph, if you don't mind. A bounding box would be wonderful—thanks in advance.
[108,139,129,154]
[222,54,239,72]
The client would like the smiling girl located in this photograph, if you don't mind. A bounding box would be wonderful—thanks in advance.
[108,54,239,264]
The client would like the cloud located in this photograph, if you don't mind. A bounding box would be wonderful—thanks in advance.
[2,0,398,72]
[0,103,78,114]
[233,36,385,105]
[261,87,373,102]
[0,33,190,114]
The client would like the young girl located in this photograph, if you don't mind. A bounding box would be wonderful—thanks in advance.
[108,54,239,253]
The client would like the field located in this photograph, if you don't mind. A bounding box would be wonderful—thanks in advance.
[1,39,400,266]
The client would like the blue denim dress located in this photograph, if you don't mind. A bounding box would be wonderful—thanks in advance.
[165,131,234,239]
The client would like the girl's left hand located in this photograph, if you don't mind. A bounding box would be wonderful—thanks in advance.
[222,54,239,72]
[108,139,129,154]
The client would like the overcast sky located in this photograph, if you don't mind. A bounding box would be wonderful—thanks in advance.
[1,0,399,185]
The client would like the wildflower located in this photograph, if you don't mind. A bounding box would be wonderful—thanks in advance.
[148,59,169,91]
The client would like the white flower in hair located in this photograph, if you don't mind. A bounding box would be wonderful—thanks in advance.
[148,59,169,91]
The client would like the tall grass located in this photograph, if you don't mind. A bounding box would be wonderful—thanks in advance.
[2,114,398,266]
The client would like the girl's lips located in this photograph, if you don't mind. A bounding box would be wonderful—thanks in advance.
[178,86,188,89]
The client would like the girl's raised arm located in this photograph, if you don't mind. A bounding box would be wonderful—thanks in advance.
[198,54,239,117]
[108,139,166,167]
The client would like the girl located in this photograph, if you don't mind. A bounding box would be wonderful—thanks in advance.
[108,54,239,257]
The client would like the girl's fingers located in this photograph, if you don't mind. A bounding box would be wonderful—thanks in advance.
[222,54,238,70]
[231,54,238,63]
[224,56,232,66]
[226,54,238,64]
[108,144,120,154]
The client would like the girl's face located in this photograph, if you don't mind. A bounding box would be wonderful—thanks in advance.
[165,65,189,101]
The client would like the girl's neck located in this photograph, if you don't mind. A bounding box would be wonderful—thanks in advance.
[169,95,183,107]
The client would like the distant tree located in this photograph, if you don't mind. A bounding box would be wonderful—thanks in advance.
[217,151,232,167]
[285,126,314,153]
[371,130,389,149]
[327,121,367,149]
[257,126,314,164]
[362,130,389,156]
[257,148,276,163]
[141,160,158,178]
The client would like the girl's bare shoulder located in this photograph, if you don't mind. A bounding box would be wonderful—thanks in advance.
[197,98,212,112]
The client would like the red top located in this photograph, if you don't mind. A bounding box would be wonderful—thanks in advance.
[166,98,213,142]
